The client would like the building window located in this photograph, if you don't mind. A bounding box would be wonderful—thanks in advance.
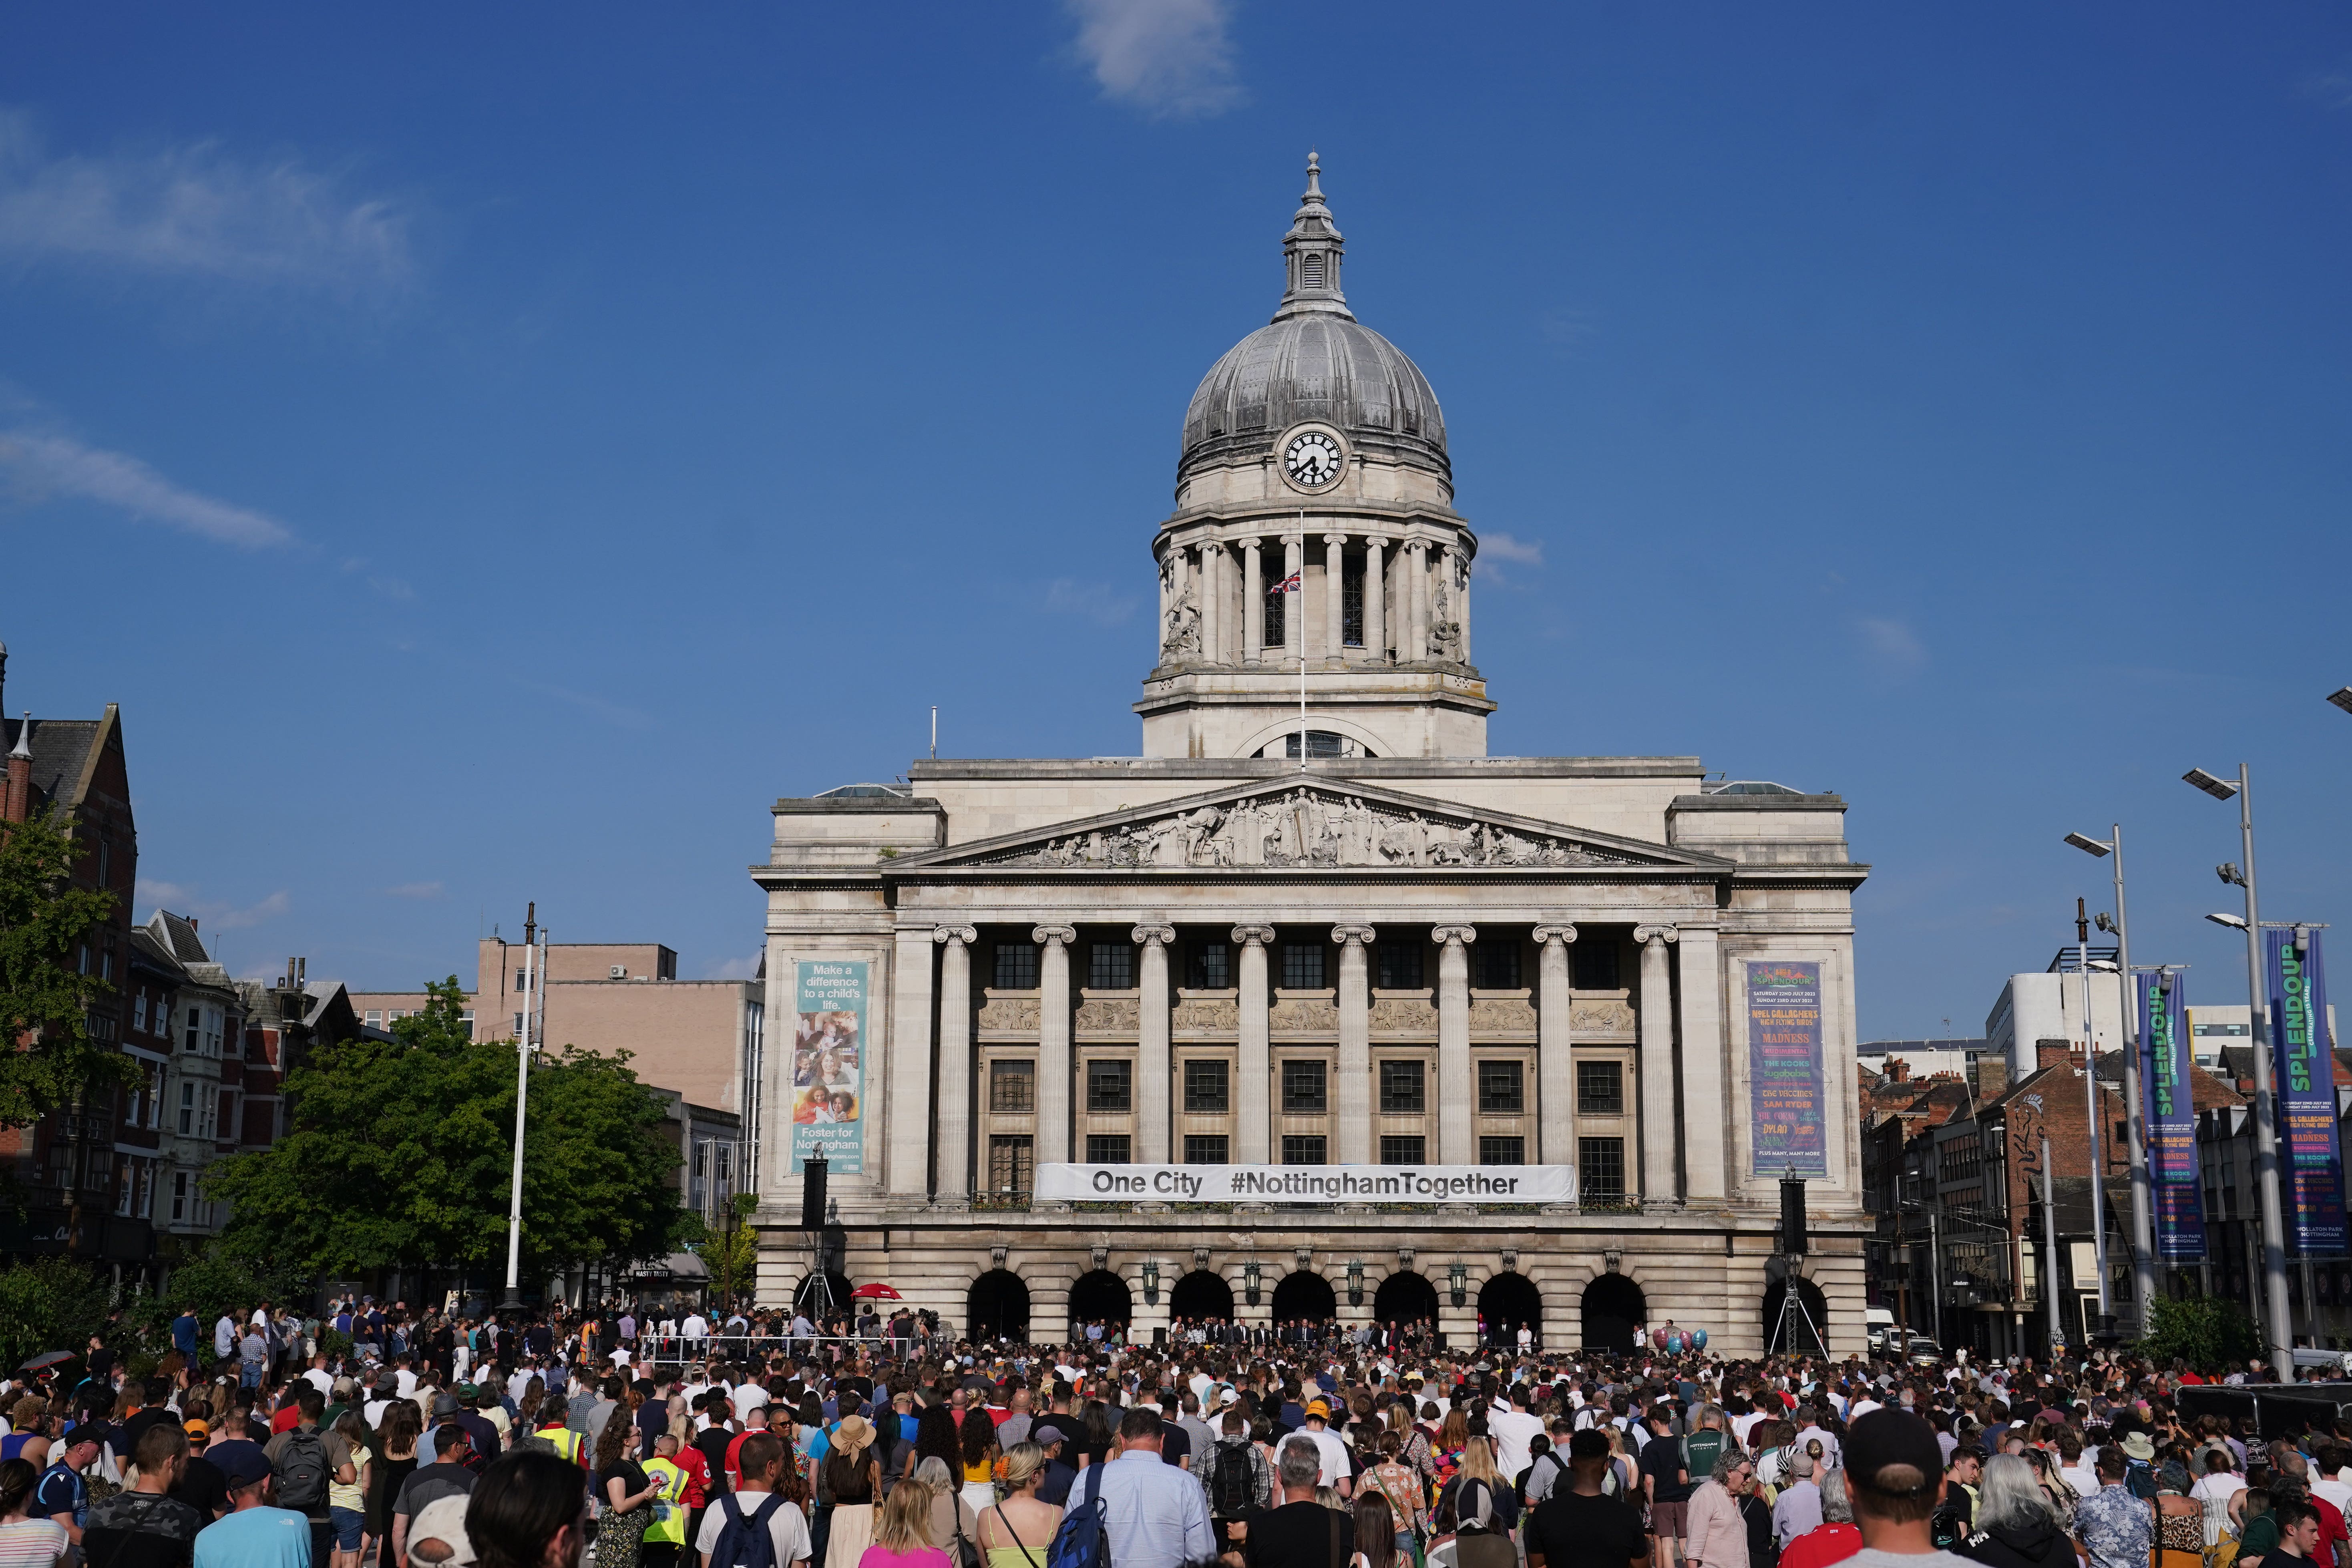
[1279,943,1325,990]
[1085,1134,1131,1164]
[137,1163,154,1219]
[1572,943,1620,990]
[185,1008,200,1052]
[1281,1059,1327,1113]
[1480,1135,1527,1166]
[1478,942,1522,989]
[460,1011,475,1039]
[1580,1137,1626,1201]
[1379,1060,1425,1114]
[1478,1059,1524,1114]
[986,1135,1033,1194]
[1376,942,1423,990]
[989,1061,1035,1113]
[515,968,529,991]
[1301,251,1326,288]
[178,1082,195,1135]
[1184,1060,1230,1112]
[364,1010,383,1028]
[992,943,1039,990]
[1187,941,1231,989]
[1282,1134,1329,1164]
[1184,1134,1230,1164]
[171,1171,189,1222]
[1577,1060,1624,1115]
[513,1012,525,1036]
[1342,555,1364,647]
[1264,576,1287,647]
[1086,1059,1132,1112]
[1088,942,1135,991]
[1282,730,1345,758]
[134,992,149,1032]
[1379,1135,1427,1164]
[115,1160,133,1216]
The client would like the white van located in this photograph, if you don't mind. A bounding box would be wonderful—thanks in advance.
[1866,1305,1896,1353]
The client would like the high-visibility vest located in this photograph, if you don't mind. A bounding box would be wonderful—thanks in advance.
[642,1457,689,1546]
[536,1425,586,1465]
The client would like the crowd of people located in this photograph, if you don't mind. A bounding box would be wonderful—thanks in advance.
[0,1294,2343,1568]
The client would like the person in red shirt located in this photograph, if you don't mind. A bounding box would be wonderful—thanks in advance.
[1779,1472,1864,1568]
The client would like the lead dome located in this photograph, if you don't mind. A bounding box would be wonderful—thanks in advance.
[1178,155,1449,490]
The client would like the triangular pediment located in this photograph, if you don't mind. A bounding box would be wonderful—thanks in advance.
[890,779,1733,874]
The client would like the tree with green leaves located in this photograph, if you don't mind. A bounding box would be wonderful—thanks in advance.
[2135,1295,2262,1371]
[0,807,133,1127]
[688,1190,759,1313]
[204,979,688,1287]
[0,1255,111,1371]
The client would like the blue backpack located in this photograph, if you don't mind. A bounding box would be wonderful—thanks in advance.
[708,1492,785,1568]
[1046,1460,1112,1568]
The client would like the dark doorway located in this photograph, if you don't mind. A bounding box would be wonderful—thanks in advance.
[1271,1270,1337,1322]
[1581,1274,1645,1351]
[1478,1272,1542,1346]
[1763,1276,1830,1355]
[1171,1269,1234,1321]
[793,1270,854,1317]
[1374,1270,1439,1327]
[1069,1268,1132,1329]
[967,1270,1030,1341]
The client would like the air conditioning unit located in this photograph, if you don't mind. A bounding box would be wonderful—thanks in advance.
[609,965,627,980]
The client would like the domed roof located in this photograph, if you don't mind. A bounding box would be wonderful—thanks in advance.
[1180,156,1449,486]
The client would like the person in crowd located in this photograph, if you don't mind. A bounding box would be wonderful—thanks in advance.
[194,1437,311,1568]
[1684,1447,1758,1568]
[1245,1436,1349,1568]
[974,1441,1059,1568]
[1951,1454,2077,1568]
[0,1457,70,1568]
[694,1432,813,1568]
[1779,1469,1863,1568]
[856,1478,946,1568]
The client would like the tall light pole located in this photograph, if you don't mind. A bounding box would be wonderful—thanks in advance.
[500,905,545,1312]
[2065,826,2157,1332]
[2185,764,2293,1376]
[2072,899,2113,1336]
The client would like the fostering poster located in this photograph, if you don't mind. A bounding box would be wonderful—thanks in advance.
[1749,960,1827,1177]
[2267,929,2344,1255]
[790,959,867,1176]
[2138,970,2207,1262]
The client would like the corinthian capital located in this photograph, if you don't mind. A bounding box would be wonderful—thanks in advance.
[1031,925,1076,947]
[1329,924,1376,947]
[1633,924,1679,947]
[1430,925,1477,947]
[1230,925,1275,947]
[933,926,978,947]
[1531,925,1578,947]
[1130,925,1175,947]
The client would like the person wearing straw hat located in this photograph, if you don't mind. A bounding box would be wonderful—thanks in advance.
[822,1415,882,1568]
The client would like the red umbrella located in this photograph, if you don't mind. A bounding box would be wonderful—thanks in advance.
[849,1283,902,1300]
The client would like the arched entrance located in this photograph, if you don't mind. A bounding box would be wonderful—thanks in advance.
[793,1270,854,1317]
[1170,1269,1234,1321]
[1270,1270,1337,1323]
[1763,1275,1830,1354]
[1479,1272,1542,1346]
[967,1270,1030,1342]
[1581,1274,1645,1351]
[1374,1270,1439,1327]
[1069,1268,1132,1329]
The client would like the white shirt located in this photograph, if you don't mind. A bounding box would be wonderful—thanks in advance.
[696,1490,812,1567]
[304,1369,334,1395]
[2312,1476,2352,1518]
[1489,1409,1544,1480]
[1303,1426,1352,1486]
[394,1369,418,1398]
[682,1315,710,1339]
[731,1383,770,1423]
[1849,1399,1882,1421]
[1732,1411,1768,1446]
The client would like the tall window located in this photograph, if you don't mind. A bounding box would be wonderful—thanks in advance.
[993,943,1039,990]
[1477,942,1522,989]
[1184,1134,1230,1164]
[1580,1138,1626,1201]
[987,1136,1033,1194]
[1572,943,1620,990]
[1342,555,1364,647]
[1088,942,1134,990]
[1480,1136,1526,1166]
[178,1082,194,1135]
[1279,943,1325,989]
[1577,1060,1624,1116]
[1281,1060,1327,1113]
[989,1061,1035,1113]
[1282,730,1345,758]
[1085,1134,1132,1164]
[185,1007,200,1052]
[1376,943,1424,989]
[171,1171,189,1222]
[1477,1060,1524,1114]
[1282,1134,1329,1165]
[1188,941,1231,989]
[133,992,148,1032]
[1379,1135,1427,1164]
[1184,1060,1230,1112]
[1086,1060,1132,1112]
[1264,576,1287,648]
[1379,1060,1425,1114]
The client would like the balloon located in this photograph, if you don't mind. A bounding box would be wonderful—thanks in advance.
[1692,1329,1709,1350]
[1650,1327,1667,1349]
[1667,1332,1684,1353]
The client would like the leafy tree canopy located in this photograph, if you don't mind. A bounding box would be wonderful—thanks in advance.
[0,1256,112,1372]
[205,981,687,1283]
[2134,1295,2262,1372]
[0,808,132,1127]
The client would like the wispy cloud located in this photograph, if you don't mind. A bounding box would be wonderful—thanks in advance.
[2304,57,2352,110]
[1044,577,1138,626]
[1065,0,1243,118]
[1857,615,1926,679]
[137,880,290,931]
[703,953,763,982]
[0,108,413,293]
[0,429,293,547]
[385,881,444,900]
[1480,533,1544,567]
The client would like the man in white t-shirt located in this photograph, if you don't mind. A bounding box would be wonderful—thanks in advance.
[1299,1402,1353,1493]
[1489,1385,1545,1481]
[697,1430,812,1565]
[681,1312,710,1343]
[731,1377,770,1425]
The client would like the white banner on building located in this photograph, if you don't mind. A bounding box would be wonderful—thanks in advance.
[1034,1162,1574,1204]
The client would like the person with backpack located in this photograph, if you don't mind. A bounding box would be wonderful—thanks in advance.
[697,1431,813,1568]
[1200,1408,1272,1552]
[263,1385,346,1568]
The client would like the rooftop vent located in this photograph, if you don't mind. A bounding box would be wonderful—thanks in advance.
[1701,780,1804,796]
[814,783,912,799]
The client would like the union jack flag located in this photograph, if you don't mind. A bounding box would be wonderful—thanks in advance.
[1274,572,1302,593]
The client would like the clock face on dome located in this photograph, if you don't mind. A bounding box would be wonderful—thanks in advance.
[1283,430,1344,490]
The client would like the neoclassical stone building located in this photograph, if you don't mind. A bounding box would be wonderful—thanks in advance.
[749,158,1868,1355]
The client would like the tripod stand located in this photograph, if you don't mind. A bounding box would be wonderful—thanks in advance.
[1768,1262,1823,1356]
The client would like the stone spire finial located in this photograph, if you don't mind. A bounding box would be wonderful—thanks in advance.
[1273,150,1351,323]
[7,711,28,760]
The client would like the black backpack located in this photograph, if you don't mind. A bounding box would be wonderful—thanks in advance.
[708,1492,785,1568]
[1211,1443,1256,1518]
[272,1429,330,1513]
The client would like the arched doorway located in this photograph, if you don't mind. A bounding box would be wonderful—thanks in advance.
[1374,1270,1439,1327]
[1270,1270,1337,1323]
[1763,1275,1830,1354]
[1581,1274,1645,1351]
[1170,1269,1234,1322]
[967,1270,1029,1342]
[1069,1269,1132,1329]
[793,1270,854,1317]
[1478,1272,1542,1346]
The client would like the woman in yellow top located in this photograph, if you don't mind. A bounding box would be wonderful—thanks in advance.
[958,1409,1001,1518]
[976,1443,1062,1568]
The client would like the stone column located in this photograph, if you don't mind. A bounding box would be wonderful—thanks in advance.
[1200,543,1224,667]
[1456,549,1472,665]
[931,927,977,1200]
[1233,925,1275,1163]
[1407,541,1429,661]
[1133,925,1175,1163]
[1532,925,1577,1168]
[1333,925,1376,1164]
[1363,538,1386,662]
[889,927,939,1198]
[1282,537,1305,659]
[1432,925,1476,1163]
[1676,926,1726,1202]
[1324,533,1348,667]
[1034,926,1076,1166]
[1634,925,1679,1204]
[1242,538,1264,665]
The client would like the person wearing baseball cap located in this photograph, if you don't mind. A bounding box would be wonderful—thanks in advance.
[193,1439,310,1567]
[1842,1409,1969,1566]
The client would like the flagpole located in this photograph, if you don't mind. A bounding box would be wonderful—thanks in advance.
[1297,509,1307,772]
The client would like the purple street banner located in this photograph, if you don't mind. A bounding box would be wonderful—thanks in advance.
[1749,960,1827,1177]
[2137,970,2206,1262]
[2266,927,2346,1256]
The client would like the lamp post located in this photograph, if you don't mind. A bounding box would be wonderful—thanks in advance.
[2184,764,2293,1376]
[2067,899,2115,1338]
[2066,827,2157,1334]
[500,905,547,1313]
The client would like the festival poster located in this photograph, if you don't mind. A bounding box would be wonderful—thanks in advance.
[1749,960,1827,1178]
[2137,970,2207,1262]
[2266,928,2345,1255]
[790,959,867,1175]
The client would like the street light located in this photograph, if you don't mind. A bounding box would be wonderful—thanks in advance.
[2067,826,2156,1334]
[2325,688,2352,717]
[2207,913,2249,931]
[501,904,547,1314]
[2183,762,2292,1376]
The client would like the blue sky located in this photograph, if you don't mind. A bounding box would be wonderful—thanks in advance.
[3,3,2350,1039]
